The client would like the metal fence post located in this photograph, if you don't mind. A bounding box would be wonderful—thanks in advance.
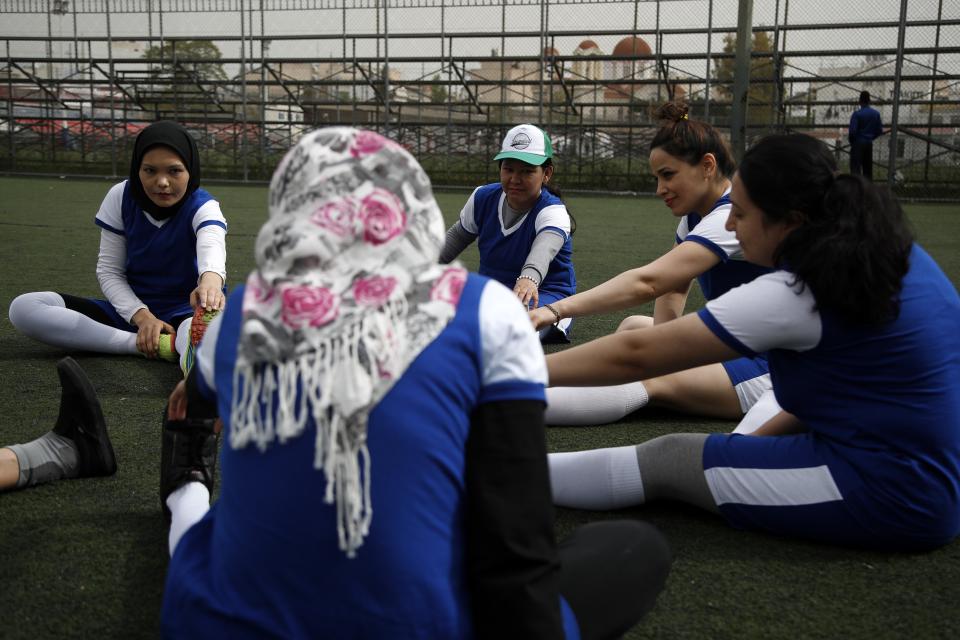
[887,0,908,187]
[730,0,754,162]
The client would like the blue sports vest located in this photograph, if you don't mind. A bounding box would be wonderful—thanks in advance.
[471,183,576,299]
[119,182,218,320]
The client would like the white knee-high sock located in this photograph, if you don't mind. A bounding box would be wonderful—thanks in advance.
[544,382,649,426]
[167,481,210,556]
[8,292,137,355]
[548,446,645,510]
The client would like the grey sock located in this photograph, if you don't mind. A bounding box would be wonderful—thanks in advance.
[635,433,720,514]
[8,432,79,488]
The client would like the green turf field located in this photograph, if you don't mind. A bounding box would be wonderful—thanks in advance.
[1,175,958,639]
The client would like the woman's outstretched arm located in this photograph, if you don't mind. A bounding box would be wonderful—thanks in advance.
[529,240,718,330]
[546,312,739,387]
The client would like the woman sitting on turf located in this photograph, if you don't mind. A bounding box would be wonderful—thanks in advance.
[530,102,773,428]
[440,123,577,344]
[158,127,671,638]
[547,133,960,551]
[8,120,227,372]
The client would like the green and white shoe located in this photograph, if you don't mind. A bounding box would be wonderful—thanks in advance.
[183,307,221,376]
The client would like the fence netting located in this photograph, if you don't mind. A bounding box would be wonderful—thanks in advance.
[1,0,957,197]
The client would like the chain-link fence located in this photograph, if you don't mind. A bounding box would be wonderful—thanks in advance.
[1,0,958,198]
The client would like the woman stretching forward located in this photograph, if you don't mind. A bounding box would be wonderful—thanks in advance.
[548,133,960,551]
[441,123,577,344]
[531,103,771,428]
[8,120,226,371]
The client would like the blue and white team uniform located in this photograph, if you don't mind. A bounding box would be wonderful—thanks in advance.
[162,273,581,638]
[459,183,576,338]
[698,244,960,550]
[676,190,772,413]
[93,180,227,328]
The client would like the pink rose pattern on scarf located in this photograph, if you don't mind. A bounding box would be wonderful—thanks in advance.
[281,285,340,329]
[243,272,274,309]
[350,129,387,158]
[354,275,398,307]
[360,188,406,245]
[430,267,467,306]
[311,198,358,238]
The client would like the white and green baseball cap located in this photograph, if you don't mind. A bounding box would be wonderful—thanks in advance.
[494,124,554,166]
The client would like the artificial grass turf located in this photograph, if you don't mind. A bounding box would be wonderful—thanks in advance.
[0,175,957,638]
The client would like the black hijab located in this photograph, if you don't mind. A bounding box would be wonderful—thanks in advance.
[128,121,201,220]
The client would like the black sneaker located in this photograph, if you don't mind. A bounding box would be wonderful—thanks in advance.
[159,406,219,522]
[51,357,116,478]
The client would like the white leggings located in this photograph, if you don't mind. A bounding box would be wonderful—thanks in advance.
[9,291,191,361]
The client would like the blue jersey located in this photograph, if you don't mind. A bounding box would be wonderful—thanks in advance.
[162,274,579,638]
[676,191,771,300]
[461,183,576,299]
[700,245,960,548]
[95,181,226,321]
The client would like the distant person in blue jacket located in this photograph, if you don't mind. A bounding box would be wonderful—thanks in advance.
[848,90,883,180]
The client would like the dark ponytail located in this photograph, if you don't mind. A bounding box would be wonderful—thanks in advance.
[739,134,913,325]
[650,102,736,177]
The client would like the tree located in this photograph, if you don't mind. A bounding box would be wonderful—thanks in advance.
[142,40,228,83]
[713,31,783,125]
[140,40,228,117]
[430,75,448,104]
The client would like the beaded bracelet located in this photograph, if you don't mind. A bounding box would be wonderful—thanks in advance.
[516,274,540,287]
[543,303,562,326]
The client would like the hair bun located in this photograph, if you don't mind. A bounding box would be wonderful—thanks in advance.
[653,101,690,124]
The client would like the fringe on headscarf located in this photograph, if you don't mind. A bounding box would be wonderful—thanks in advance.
[229,297,410,557]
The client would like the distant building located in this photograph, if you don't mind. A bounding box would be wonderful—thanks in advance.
[466,35,683,122]
[604,35,654,102]
[601,35,683,121]
[236,61,353,103]
[466,48,554,107]
[573,39,603,118]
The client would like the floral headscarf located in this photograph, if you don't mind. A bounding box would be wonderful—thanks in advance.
[231,127,467,556]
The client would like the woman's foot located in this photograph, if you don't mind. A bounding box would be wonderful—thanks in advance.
[51,357,116,478]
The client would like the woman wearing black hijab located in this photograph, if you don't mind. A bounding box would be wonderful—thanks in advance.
[1,122,227,492]
[8,121,227,368]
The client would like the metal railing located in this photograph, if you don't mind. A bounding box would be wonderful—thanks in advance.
[1,0,958,199]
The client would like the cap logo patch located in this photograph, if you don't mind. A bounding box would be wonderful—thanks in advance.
[510,133,532,150]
